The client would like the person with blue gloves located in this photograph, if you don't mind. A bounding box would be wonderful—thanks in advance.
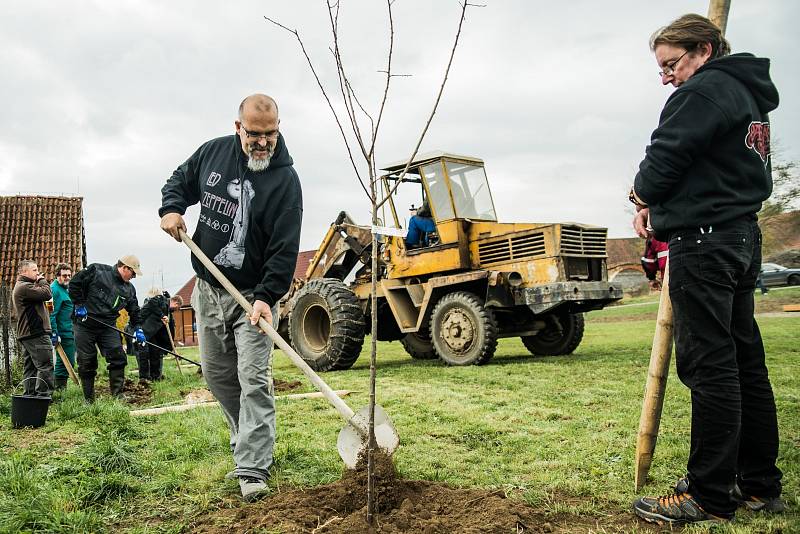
[137,288,182,383]
[49,263,75,390]
[68,255,143,402]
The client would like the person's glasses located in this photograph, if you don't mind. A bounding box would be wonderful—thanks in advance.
[59,273,72,278]
[659,50,689,77]
[239,123,279,141]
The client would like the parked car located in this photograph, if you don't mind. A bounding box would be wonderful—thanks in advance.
[758,263,800,287]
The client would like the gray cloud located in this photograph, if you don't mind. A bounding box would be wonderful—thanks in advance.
[2,0,798,296]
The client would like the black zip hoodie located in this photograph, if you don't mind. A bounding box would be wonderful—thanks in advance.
[159,133,303,307]
[634,53,779,239]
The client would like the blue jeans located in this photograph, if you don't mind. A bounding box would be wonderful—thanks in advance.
[669,218,782,515]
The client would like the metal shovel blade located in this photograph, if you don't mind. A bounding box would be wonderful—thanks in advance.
[337,404,400,469]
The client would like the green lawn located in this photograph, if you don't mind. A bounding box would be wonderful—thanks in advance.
[0,298,797,533]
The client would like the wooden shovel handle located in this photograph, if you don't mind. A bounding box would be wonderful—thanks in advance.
[178,230,357,424]
[55,343,80,385]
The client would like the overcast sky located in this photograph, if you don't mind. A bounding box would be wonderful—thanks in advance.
[2,1,798,297]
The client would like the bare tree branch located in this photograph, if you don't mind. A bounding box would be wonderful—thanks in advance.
[263,15,372,201]
[326,1,370,163]
[369,0,395,161]
[376,0,473,209]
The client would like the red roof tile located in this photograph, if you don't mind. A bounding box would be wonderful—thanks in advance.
[174,275,196,308]
[0,195,86,285]
[607,237,645,268]
[294,250,317,280]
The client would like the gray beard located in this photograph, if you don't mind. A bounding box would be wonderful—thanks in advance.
[247,154,271,172]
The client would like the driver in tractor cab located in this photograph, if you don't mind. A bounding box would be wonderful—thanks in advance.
[405,200,436,248]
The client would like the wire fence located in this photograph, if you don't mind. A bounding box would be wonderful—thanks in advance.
[0,282,19,389]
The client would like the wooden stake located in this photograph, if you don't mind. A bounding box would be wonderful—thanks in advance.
[634,260,674,491]
[165,323,183,375]
[55,343,80,385]
[129,390,352,417]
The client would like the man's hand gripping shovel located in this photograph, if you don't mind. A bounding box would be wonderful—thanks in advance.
[178,229,399,468]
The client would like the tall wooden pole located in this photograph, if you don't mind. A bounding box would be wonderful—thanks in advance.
[634,261,674,490]
[708,0,731,33]
[634,1,731,491]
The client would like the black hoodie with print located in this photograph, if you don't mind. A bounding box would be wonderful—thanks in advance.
[159,133,303,307]
[633,53,779,240]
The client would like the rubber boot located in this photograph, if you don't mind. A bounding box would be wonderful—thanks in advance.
[109,369,127,400]
[81,376,96,404]
[54,376,68,391]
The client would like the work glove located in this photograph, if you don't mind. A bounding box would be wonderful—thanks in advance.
[51,331,60,347]
[75,305,88,320]
[134,328,146,344]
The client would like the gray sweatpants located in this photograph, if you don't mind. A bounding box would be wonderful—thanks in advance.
[192,278,276,481]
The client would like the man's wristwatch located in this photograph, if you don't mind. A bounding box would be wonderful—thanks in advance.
[628,187,647,208]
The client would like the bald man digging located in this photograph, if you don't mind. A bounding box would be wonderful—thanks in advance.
[159,94,303,501]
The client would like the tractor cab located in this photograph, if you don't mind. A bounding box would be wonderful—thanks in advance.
[379,152,502,278]
[380,151,497,232]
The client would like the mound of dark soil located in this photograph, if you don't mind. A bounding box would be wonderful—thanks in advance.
[121,378,153,405]
[190,451,649,533]
[274,379,303,392]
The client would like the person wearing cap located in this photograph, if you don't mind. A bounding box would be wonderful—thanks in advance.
[68,255,144,402]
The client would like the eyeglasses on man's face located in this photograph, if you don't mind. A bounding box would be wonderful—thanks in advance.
[658,49,689,77]
[238,122,279,141]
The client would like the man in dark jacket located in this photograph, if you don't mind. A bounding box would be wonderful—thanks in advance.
[137,290,182,382]
[630,14,784,524]
[12,260,54,396]
[159,94,302,501]
[69,255,145,402]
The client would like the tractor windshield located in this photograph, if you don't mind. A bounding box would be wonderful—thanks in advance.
[445,162,497,221]
[420,161,497,222]
[421,162,455,221]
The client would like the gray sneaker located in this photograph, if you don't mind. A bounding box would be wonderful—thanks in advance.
[732,484,786,513]
[239,476,269,502]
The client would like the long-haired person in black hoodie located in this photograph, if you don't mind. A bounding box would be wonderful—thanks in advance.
[630,14,784,525]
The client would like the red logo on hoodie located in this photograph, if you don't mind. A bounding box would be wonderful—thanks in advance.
[745,121,770,165]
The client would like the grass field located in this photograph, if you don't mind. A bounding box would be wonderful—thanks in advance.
[0,289,798,533]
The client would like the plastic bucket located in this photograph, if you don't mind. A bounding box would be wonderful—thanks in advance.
[10,377,51,429]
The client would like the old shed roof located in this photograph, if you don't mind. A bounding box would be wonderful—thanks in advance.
[0,195,86,285]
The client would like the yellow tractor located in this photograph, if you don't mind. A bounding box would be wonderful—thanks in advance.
[281,152,623,370]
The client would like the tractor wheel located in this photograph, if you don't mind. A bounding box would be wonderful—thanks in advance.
[429,291,498,366]
[521,312,585,356]
[400,330,438,360]
[288,278,365,371]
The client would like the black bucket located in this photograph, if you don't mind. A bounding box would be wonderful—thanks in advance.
[10,377,51,429]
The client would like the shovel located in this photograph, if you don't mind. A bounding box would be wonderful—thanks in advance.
[178,229,399,468]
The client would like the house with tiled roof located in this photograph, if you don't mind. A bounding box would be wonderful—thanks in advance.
[171,249,318,346]
[607,237,645,278]
[606,236,649,294]
[0,195,86,377]
[0,195,86,285]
